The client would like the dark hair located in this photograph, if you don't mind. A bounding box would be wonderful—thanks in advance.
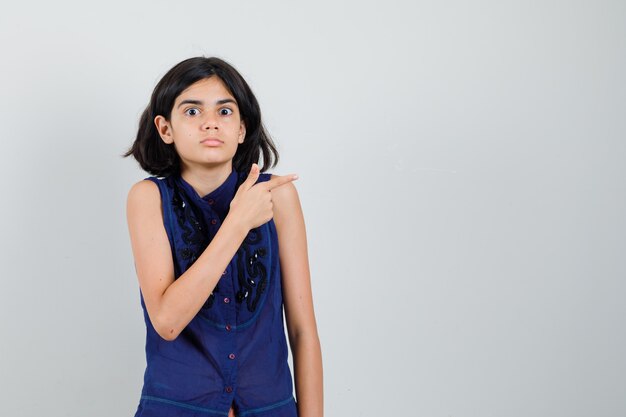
[122,56,279,177]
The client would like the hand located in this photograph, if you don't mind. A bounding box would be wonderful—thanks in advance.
[229,163,299,230]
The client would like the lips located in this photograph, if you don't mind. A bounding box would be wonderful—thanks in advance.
[201,138,223,146]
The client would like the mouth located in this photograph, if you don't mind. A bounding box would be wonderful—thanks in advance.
[201,138,224,146]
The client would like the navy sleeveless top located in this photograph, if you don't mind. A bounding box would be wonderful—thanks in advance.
[133,167,298,417]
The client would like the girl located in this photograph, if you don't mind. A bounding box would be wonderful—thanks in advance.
[123,57,323,417]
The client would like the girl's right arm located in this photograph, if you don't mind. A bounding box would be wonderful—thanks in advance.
[126,164,297,341]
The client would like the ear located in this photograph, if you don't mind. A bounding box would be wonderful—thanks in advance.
[154,115,174,144]
[238,120,246,144]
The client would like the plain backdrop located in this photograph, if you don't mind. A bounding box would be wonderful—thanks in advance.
[1,1,624,416]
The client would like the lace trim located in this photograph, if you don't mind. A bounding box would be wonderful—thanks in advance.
[169,175,269,313]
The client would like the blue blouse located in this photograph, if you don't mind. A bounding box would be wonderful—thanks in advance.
[133,167,297,417]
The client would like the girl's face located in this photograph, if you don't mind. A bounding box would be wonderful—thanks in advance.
[154,76,246,171]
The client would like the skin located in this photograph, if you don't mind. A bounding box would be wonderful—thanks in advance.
[126,76,323,417]
[271,174,324,417]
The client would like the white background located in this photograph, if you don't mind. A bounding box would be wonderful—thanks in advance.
[1,1,625,416]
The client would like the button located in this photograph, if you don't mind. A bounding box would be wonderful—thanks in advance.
[211,219,217,225]
[223,297,230,304]
[228,353,236,360]
[225,386,233,393]
[207,199,214,205]
[225,324,232,331]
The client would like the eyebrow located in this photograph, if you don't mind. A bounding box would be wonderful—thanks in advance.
[177,98,237,109]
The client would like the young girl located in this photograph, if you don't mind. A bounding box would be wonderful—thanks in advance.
[123,57,323,417]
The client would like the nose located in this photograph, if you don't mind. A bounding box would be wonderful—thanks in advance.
[202,114,219,130]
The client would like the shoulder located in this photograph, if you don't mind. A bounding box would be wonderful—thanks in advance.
[127,178,160,201]
[126,178,162,216]
[269,174,303,228]
[269,174,300,206]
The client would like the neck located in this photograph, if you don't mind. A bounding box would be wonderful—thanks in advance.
[179,161,233,198]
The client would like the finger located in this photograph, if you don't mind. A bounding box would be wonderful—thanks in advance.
[242,163,260,190]
[265,174,299,191]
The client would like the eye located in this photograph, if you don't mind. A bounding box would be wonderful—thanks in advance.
[185,108,200,116]
[219,108,233,116]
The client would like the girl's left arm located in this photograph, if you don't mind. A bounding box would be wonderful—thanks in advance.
[271,175,323,417]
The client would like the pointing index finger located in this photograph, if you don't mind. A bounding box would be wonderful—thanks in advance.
[265,174,299,191]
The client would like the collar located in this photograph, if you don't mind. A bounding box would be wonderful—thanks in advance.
[174,168,239,219]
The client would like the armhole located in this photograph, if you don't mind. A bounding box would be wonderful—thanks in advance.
[143,177,176,258]
[260,173,279,266]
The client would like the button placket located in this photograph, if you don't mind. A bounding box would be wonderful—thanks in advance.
[221,260,237,394]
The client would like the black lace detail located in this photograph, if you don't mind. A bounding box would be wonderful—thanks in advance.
[170,178,217,309]
[166,172,270,314]
[171,188,206,248]
[235,228,268,312]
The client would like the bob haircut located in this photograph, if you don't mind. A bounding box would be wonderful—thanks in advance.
[123,56,279,177]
